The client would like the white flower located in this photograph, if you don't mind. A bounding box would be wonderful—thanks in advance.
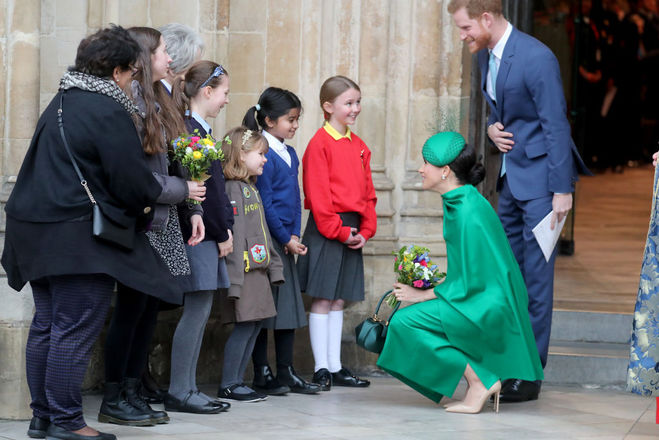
[185,147,193,154]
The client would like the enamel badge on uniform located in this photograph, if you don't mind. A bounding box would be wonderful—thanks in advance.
[231,200,238,216]
[243,187,251,198]
[250,243,266,263]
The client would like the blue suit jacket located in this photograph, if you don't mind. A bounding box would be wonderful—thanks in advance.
[479,27,589,201]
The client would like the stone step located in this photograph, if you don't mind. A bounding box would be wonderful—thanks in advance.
[550,310,632,344]
[545,340,629,386]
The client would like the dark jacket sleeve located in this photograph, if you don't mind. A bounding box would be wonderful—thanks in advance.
[199,160,232,243]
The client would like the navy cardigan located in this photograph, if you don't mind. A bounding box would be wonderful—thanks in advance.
[178,118,233,243]
[255,144,302,245]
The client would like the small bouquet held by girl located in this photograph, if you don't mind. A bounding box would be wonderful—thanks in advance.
[171,130,226,203]
[387,245,445,307]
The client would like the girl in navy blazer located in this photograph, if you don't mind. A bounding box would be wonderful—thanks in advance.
[165,61,234,413]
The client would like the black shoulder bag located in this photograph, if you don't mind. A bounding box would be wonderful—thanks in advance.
[57,92,135,251]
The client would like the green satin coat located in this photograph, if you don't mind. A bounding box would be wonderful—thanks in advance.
[377,184,543,402]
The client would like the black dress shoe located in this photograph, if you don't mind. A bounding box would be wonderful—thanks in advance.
[277,365,321,394]
[28,416,49,439]
[252,365,290,395]
[218,384,267,402]
[45,424,116,440]
[331,368,370,387]
[312,368,332,391]
[499,379,540,402]
[164,392,225,414]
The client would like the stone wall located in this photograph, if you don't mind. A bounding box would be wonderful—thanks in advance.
[0,0,470,419]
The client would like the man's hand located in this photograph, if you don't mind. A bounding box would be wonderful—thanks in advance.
[487,122,514,153]
[551,193,573,230]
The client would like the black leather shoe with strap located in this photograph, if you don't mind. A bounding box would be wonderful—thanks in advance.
[312,368,332,391]
[331,367,370,387]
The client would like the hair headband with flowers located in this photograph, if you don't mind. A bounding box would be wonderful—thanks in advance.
[199,65,226,88]
[241,129,253,147]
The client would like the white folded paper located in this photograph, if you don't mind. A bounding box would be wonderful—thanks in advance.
[532,210,567,262]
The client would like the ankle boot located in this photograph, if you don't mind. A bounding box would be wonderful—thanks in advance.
[98,381,155,426]
[252,365,290,395]
[124,377,169,424]
[141,363,166,404]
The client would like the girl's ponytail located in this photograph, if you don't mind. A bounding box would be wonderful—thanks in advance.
[242,106,260,131]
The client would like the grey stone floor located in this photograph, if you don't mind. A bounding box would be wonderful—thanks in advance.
[0,378,657,440]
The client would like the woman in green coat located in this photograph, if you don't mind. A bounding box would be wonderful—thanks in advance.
[377,131,543,414]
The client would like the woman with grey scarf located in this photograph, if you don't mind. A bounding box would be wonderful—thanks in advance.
[1,26,177,440]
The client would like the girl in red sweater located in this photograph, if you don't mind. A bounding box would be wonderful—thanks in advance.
[298,76,377,390]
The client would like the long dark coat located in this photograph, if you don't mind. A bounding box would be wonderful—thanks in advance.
[1,88,181,303]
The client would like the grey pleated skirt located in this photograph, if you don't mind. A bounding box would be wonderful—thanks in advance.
[297,212,364,301]
[261,239,308,330]
[177,240,230,293]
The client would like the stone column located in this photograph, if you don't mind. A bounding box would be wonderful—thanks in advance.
[0,0,41,421]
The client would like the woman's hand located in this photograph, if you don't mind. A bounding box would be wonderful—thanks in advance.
[218,229,233,257]
[392,282,435,304]
[188,214,205,246]
[285,235,307,255]
[187,181,206,202]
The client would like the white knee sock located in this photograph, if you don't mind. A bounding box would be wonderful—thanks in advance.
[309,312,329,372]
[328,310,344,373]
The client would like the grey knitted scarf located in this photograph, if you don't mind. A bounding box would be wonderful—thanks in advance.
[59,70,140,115]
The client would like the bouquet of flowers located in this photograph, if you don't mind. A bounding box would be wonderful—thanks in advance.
[386,245,446,307]
[171,130,226,204]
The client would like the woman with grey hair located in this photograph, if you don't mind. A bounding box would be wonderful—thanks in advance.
[136,22,206,405]
[158,23,204,93]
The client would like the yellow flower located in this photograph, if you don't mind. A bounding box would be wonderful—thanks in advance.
[192,151,203,160]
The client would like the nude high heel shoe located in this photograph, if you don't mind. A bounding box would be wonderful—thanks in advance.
[445,380,501,414]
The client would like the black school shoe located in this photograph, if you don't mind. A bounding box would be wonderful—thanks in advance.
[45,424,116,440]
[217,384,267,402]
[252,365,290,395]
[312,368,332,391]
[331,367,370,387]
[277,366,321,394]
[164,392,226,414]
[27,416,49,439]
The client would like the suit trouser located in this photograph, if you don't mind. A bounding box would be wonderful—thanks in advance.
[498,178,556,368]
[26,274,114,430]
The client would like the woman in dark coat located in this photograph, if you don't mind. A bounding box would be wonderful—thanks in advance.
[1,25,176,440]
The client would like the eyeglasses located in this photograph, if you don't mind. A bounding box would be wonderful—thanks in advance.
[129,65,140,77]
[199,65,226,88]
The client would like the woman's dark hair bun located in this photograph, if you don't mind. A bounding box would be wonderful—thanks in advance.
[448,144,486,186]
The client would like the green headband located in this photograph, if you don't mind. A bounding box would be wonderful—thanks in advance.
[422,131,466,166]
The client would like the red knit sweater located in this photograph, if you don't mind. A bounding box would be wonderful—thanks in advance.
[302,126,377,243]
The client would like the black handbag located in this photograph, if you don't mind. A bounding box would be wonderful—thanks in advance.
[355,289,400,354]
[57,93,135,251]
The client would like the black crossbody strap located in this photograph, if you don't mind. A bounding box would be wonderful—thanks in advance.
[57,92,97,205]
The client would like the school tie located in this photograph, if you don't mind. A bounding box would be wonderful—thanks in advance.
[489,51,506,177]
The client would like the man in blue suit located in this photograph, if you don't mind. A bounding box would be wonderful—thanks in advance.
[449,0,590,402]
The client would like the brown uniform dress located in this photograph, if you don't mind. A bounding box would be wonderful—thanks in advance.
[220,180,284,323]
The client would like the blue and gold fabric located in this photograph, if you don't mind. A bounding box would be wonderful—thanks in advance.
[628,166,659,396]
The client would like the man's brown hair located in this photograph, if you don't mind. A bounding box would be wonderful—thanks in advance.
[447,0,503,18]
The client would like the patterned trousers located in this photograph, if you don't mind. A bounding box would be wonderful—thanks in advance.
[26,274,114,430]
